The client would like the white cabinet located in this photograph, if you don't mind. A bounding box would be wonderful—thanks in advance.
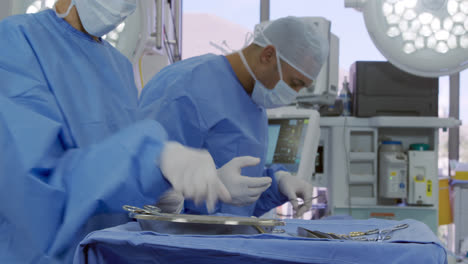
[453,181,468,254]
[347,128,378,205]
[319,116,460,232]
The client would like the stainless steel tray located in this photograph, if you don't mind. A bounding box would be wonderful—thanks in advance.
[123,205,285,235]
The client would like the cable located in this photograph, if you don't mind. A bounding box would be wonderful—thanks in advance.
[221,40,235,53]
[167,0,181,61]
[164,26,176,63]
[163,26,175,64]
[209,41,230,55]
[138,55,145,89]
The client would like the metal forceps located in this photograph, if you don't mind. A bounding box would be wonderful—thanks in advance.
[349,223,409,242]
[377,223,409,241]
[349,228,379,237]
[123,205,162,215]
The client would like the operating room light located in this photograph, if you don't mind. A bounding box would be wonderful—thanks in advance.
[26,0,54,13]
[102,22,126,48]
[346,0,468,77]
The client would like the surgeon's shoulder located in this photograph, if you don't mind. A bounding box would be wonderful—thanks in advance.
[0,16,39,58]
[144,55,209,90]
[142,54,223,96]
[189,54,232,89]
[0,12,38,31]
[0,12,45,45]
[189,54,224,72]
[189,54,229,76]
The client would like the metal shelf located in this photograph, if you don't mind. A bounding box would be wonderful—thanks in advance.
[349,152,376,161]
[334,205,437,210]
[320,116,461,128]
[349,174,375,183]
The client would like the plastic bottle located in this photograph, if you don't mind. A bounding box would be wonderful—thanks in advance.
[379,141,408,199]
[339,76,352,116]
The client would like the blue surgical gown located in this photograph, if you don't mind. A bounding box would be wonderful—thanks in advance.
[139,54,288,217]
[0,10,171,263]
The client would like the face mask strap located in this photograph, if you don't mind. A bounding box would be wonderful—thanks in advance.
[54,0,75,18]
[275,50,284,81]
[258,29,284,83]
[238,50,259,82]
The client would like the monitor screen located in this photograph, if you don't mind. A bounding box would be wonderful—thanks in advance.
[266,118,309,174]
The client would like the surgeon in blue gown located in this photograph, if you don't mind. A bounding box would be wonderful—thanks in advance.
[139,17,329,217]
[0,0,232,263]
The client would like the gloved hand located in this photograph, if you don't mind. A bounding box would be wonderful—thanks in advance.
[159,141,231,212]
[155,189,184,214]
[275,170,314,218]
[218,156,272,206]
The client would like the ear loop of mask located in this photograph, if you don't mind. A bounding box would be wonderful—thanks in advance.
[257,29,285,84]
[54,0,75,18]
[238,50,259,83]
[276,50,284,82]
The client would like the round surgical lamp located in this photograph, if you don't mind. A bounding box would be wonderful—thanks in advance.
[345,0,468,77]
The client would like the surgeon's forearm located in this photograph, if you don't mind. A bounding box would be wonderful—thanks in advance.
[252,168,289,217]
[47,120,172,257]
[0,98,170,260]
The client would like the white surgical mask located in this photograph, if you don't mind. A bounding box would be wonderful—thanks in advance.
[58,0,137,37]
[238,50,298,109]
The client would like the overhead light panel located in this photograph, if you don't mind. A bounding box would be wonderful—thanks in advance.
[346,0,468,77]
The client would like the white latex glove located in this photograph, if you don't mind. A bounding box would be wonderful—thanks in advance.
[159,141,231,212]
[155,189,184,214]
[218,156,272,206]
[275,170,314,218]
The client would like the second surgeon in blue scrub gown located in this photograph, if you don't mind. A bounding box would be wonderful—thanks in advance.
[0,0,231,263]
[139,17,329,217]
